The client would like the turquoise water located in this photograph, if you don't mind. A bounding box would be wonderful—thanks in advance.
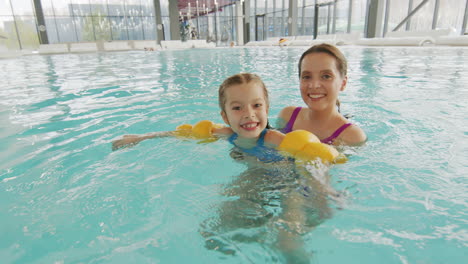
[0,46,467,263]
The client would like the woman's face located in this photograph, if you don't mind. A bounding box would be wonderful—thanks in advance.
[299,52,347,112]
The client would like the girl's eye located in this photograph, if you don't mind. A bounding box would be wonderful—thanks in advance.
[301,75,310,80]
[254,103,262,108]
[232,106,241,110]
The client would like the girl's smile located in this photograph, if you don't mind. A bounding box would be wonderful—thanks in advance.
[240,121,260,130]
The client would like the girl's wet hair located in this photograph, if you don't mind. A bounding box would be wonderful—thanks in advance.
[218,73,271,128]
[298,43,348,113]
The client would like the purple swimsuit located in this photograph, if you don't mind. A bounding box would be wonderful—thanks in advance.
[281,107,352,145]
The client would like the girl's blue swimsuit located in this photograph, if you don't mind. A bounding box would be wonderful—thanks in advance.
[227,129,285,163]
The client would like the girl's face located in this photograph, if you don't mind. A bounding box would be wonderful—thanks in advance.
[221,81,269,139]
[299,52,347,112]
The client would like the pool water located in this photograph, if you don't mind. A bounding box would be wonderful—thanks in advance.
[0,46,467,263]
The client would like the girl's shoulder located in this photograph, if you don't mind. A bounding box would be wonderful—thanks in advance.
[264,129,285,147]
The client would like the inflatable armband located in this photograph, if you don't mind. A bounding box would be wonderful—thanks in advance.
[192,120,214,138]
[175,120,224,140]
[278,130,344,164]
[175,123,193,137]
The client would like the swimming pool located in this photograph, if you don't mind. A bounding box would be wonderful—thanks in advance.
[0,46,467,263]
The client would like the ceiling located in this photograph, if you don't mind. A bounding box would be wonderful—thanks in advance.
[177,0,236,19]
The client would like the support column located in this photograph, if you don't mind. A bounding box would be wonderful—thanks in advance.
[347,0,353,33]
[462,0,468,35]
[406,0,413,30]
[432,0,440,30]
[313,4,318,39]
[236,1,244,45]
[214,2,220,45]
[288,0,298,36]
[33,0,49,44]
[366,0,385,38]
[168,0,180,40]
[243,0,251,44]
[153,0,165,43]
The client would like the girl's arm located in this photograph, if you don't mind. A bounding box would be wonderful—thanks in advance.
[212,126,234,137]
[112,131,175,151]
[112,120,231,151]
[265,129,342,164]
[264,129,286,147]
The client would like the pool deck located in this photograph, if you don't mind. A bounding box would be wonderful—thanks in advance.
[1,30,467,59]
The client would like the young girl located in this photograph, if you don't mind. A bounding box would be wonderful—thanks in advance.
[112,73,281,157]
[278,43,367,146]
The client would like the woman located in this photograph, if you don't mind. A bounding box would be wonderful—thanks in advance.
[278,43,367,146]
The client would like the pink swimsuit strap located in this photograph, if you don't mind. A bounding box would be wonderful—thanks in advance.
[320,123,352,144]
[281,107,302,134]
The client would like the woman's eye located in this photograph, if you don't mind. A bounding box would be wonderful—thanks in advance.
[254,103,262,108]
[322,74,332,79]
[232,106,240,110]
[301,75,310,80]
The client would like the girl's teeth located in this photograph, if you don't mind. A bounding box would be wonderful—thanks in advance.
[242,123,257,128]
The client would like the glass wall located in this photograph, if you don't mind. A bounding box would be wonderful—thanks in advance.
[0,0,40,50]
[437,0,467,34]
[267,0,288,37]
[385,0,467,35]
[218,4,236,44]
[0,0,158,50]
[40,0,157,43]
[348,0,367,34]
[250,0,288,39]
[160,0,169,40]
[1,0,467,51]
[334,0,350,33]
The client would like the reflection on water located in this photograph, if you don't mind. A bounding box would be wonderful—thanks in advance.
[200,152,344,263]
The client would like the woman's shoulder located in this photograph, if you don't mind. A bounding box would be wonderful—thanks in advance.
[340,123,367,145]
[278,106,300,119]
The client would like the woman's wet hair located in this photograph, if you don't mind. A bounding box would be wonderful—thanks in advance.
[297,43,348,78]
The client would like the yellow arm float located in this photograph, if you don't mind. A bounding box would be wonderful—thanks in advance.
[175,123,193,137]
[278,130,346,164]
[175,120,225,139]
